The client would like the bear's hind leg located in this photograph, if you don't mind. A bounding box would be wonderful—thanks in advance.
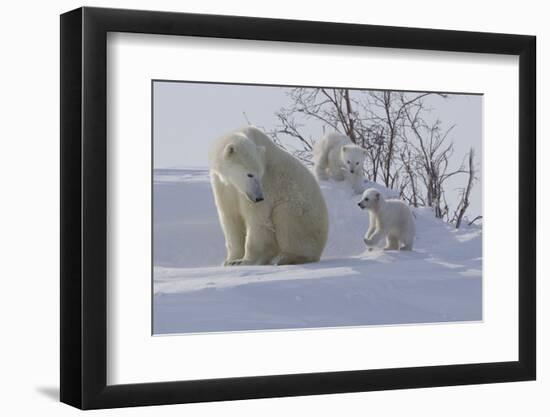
[384,235,400,251]
[272,252,317,266]
[237,225,278,265]
[272,203,325,264]
[400,238,413,251]
[313,144,330,181]
[314,164,329,181]
[399,226,414,251]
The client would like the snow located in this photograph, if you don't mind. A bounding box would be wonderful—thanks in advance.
[153,168,482,335]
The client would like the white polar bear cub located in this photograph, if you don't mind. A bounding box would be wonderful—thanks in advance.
[313,132,367,194]
[209,126,329,266]
[358,188,415,251]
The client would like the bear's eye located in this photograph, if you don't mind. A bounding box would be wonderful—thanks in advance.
[365,198,369,201]
[247,173,254,178]
[347,160,351,164]
[356,162,359,165]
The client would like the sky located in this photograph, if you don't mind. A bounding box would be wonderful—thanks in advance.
[153,81,482,218]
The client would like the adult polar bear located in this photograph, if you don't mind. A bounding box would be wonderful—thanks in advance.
[209,126,329,266]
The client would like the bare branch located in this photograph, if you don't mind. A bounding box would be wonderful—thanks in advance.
[454,148,476,228]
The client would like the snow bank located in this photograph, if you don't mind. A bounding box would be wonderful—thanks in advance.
[153,168,482,334]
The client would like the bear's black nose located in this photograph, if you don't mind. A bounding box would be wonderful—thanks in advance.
[350,170,354,174]
[357,202,361,207]
[255,197,264,202]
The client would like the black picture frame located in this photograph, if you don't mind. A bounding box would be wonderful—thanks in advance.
[60,6,536,410]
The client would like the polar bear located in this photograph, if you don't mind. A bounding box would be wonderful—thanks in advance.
[312,132,367,194]
[357,188,415,250]
[209,126,329,266]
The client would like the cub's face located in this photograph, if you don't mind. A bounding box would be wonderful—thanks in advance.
[357,188,381,210]
[221,139,266,203]
[341,145,366,175]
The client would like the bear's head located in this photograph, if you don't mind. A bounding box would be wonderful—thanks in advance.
[340,144,367,175]
[357,188,382,211]
[218,136,266,204]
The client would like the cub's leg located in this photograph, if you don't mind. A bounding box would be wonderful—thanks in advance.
[327,148,345,181]
[315,166,328,181]
[400,221,415,251]
[364,213,377,251]
[364,228,387,247]
[365,216,376,240]
[314,153,329,180]
[400,236,414,251]
[313,142,330,181]
[384,235,400,251]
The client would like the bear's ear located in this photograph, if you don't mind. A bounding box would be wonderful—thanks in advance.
[224,144,235,159]
[375,192,381,201]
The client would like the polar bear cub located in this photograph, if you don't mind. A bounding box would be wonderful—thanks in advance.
[209,126,329,266]
[313,132,367,194]
[357,188,415,251]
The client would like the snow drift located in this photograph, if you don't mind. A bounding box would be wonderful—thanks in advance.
[153,168,482,334]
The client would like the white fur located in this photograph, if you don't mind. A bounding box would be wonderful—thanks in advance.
[209,126,329,266]
[312,132,367,194]
[358,188,415,251]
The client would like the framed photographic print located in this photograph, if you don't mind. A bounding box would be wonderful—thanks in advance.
[60,6,536,409]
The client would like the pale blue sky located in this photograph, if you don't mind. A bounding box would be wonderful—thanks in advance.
[153,81,482,217]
